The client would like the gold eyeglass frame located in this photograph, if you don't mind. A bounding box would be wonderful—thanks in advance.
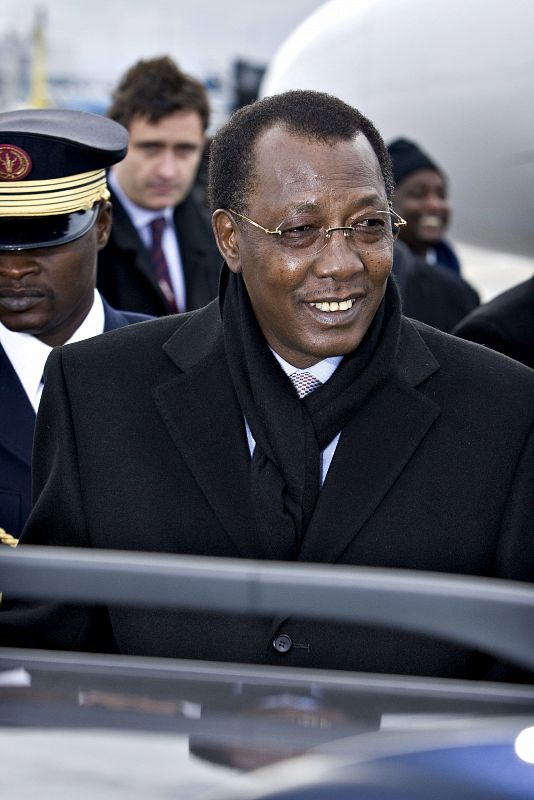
[228,205,407,246]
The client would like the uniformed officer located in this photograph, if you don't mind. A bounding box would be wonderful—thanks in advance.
[0,108,151,540]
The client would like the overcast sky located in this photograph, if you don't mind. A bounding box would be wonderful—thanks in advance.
[0,0,326,88]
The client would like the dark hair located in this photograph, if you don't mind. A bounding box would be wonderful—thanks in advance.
[107,56,210,131]
[208,90,393,212]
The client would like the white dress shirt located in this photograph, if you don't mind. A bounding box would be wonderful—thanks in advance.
[0,289,105,414]
[108,169,186,311]
[245,352,343,485]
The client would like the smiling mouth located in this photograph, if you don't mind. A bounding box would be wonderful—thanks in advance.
[309,298,355,313]
[419,215,444,228]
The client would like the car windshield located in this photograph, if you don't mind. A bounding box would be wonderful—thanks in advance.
[2,546,534,798]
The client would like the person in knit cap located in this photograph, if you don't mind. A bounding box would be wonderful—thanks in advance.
[387,137,479,330]
[388,137,461,275]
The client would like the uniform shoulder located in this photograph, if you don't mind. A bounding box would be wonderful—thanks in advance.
[60,301,217,365]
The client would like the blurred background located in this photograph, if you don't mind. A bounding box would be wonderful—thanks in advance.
[0,0,324,128]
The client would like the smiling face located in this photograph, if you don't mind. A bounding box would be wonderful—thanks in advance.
[393,168,450,256]
[213,126,393,368]
[0,202,111,346]
[113,110,205,210]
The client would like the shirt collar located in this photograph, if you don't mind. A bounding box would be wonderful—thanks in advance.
[66,289,105,345]
[426,247,437,265]
[270,349,343,384]
[0,290,105,413]
[108,168,174,231]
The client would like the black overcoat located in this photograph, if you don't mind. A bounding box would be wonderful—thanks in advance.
[2,293,534,680]
[97,189,222,316]
[453,275,534,369]
[393,241,479,332]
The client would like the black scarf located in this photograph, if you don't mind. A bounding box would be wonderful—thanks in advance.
[221,267,402,559]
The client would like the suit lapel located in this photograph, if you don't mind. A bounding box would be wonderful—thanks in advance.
[0,347,35,465]
[173,197,221,309]
[109,191,161,295]
[299,321,441,563]
[152,303,268,559]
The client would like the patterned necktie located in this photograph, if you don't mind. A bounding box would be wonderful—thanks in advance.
[289,371,322,399]
[149,217,178,313]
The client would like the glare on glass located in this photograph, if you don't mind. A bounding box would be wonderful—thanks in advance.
[228,206,406,258]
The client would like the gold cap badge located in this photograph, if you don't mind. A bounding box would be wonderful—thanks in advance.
[0,144,32,181]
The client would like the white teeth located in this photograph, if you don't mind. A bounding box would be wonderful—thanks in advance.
[420,215,442,227]
[311,299,354,312]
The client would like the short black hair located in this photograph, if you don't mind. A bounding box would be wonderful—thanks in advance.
[208,90,393,212]
[108,56,210,131]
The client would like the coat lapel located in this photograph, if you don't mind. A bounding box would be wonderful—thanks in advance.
[152,307,443,563]
[152,303,269,559]
[0,347,35,465]
[299,320,441,563]
[173,197,222,310]
[109,192,161,293]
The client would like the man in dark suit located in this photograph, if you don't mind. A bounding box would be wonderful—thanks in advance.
[0,109,151,540]
[453,276,534,368]
[97,56,221,316]
[2,92,533,681]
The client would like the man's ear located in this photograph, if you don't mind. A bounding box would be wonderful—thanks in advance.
[95,201,112,250]
[212,209,242,273]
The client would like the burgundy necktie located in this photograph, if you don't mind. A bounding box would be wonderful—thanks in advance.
[289,371,322,399]
[149,217,178,313]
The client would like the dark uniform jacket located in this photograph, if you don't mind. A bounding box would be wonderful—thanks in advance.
[97,189,222,316]
[393,241,479,333]
[2,291,534,680]
[453,276,534,369]
[0,299,151,539]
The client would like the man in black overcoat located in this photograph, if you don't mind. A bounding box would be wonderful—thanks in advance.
[97,56,221,316]
[2,92,533,681]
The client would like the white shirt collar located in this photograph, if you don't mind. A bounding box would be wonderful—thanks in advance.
[270,349,343,384]
[0,289,105,414]
[244,350,344,483]
[108,168,174,232]
[426,247,438,265]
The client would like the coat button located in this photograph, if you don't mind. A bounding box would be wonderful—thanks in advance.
[272,633,293,653]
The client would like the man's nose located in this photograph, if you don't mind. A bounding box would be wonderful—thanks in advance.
[155,149,179,179]
[313,228,365,278]
[0,252,39,278]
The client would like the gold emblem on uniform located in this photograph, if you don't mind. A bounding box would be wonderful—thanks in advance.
[0,144,33,181]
